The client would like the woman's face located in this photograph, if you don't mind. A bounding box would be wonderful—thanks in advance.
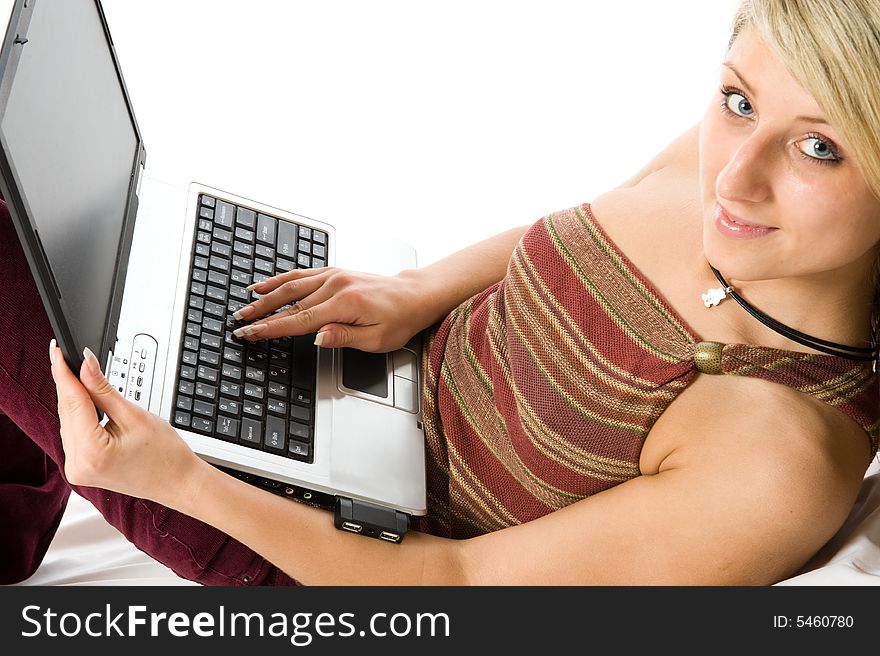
[699,25,880,285]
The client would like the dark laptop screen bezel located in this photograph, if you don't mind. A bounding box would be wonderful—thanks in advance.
[0,0,144,375]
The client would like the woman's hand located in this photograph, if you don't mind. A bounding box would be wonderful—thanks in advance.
[231,267,432,352]
[50,341,205,506]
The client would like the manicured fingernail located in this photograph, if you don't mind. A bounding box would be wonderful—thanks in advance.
[314,331,327,347]
[83,347,101,376]
[245,279,266,292]
[49,339,57,365]
[233,323,268,338]
[233,305,254,320]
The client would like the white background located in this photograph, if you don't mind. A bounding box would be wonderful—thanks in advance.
[101,0,740,268]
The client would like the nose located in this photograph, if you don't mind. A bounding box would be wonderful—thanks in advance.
[715,130,774,204]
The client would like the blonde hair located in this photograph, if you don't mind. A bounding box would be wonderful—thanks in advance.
[729,0,880,203]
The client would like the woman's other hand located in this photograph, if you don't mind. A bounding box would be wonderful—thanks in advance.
[231,267,430,352]
[50,341,204,505]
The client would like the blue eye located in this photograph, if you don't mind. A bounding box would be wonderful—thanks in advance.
[721,89,754,118]
[799,136,837,161]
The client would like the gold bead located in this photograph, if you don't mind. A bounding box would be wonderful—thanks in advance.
[694,341,725,375]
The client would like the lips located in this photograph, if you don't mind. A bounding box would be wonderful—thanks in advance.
[714,203,778,240]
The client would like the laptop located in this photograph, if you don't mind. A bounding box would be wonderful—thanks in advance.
[0,0,426,542]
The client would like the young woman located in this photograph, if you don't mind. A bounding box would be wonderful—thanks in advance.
[5,0,880,585]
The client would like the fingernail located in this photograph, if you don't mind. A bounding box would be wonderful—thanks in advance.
[245,280,266,292]
[314,331,327,347]
[49,338,57,365]
[233,323,268,338]
[233,305,254,320]
[83,347,101,376]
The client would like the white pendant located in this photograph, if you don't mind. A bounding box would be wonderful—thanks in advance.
[701,286,730,308]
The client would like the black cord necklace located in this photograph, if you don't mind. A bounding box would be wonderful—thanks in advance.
[705,266,877,362]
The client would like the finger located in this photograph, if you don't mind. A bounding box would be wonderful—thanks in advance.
[234,269,331,321]
[234,297,347,341]
[245,266,330,297]
[257,281,335,328]
[77,346,138,429]
[50,339,102,436]
[313,323,386,351]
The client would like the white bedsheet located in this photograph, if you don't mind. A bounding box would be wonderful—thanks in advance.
[17,459,880,586]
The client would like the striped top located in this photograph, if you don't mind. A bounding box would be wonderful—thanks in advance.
[416,202,880,539]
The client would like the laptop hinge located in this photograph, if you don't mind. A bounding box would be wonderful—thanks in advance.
[334,497,410,544]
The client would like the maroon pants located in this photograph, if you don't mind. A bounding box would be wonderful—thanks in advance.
[0,200,298,585]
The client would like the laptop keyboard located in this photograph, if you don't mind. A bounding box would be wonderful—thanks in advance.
[170,194,329,463]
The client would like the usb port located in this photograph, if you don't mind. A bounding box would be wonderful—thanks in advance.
[341,521,362,533]
[380,531,401,543]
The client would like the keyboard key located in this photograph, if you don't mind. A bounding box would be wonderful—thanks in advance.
[298,225,312,240]
[173,410,190,427]
[254,243,274,260]
[197,364,219,383]
[206,286,228,303]
[232,254,252,271]
[240,418,262,445]
[236,207,257,229]
[298,239,311,254]
[245,366,266,383]
[200,195,216,208]
[195,382,217,400]
[267,398,288,415]
[193,399,215,417]
[312,230,327,245]
[192,268,207,283]
[188,295,204,311]
[290,405,311,423]
[182,350,198,366]
[219,381,243,398]
[209,255,230,273]
[268,381,288,398]
[199,349,220,366]
[198,218,212,232]
[184,335,201,351]
[254,258,274,275]
[216,416,239,441]
[246,351,268,366]
[207,270,229,287]
[243,400,264,417]
[230,269,252,287]
[244,382,265,400]
[212,226,232,243]
[288,440,310,458]
[277,220,297,258]
[256,213,276,245]
[203,317,224,334]
[230,284,249,301]
[289,421,310,442]
[200,333,222,350]
[178,380,195,396]
[264,415,286,454]
[312,258,326,268]
[195,243,210,257]
[222,346,244,365]
[217,397,241,415]
[269,364,290,382]
[211,241,232,258]
[297,253,311,268]
[235,226,255,242]
[194,256,210,271]
[276,258,295,273]
[186,308,203,323]
[185,322,201,338]
[203,300,225,318]
[191,416,213,434]
[312,243,326,258]
[291,387,311,406]
[176,396,192,411]
[199,206,214,220]
[215,201,235,228]
[233,240,254,257]
[196,231,212,245]
[190,281,206,296]
[222,363,243,380]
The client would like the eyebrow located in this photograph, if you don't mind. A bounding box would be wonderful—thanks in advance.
[721,61,830,126]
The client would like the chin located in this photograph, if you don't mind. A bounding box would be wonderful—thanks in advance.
[701,225,776,283]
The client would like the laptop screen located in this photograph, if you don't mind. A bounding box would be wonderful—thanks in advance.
[1,0,138,358]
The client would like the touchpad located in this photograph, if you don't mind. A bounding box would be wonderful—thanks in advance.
[341,348,389,398]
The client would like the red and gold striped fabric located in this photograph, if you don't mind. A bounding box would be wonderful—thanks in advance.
[417,203,880,539]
